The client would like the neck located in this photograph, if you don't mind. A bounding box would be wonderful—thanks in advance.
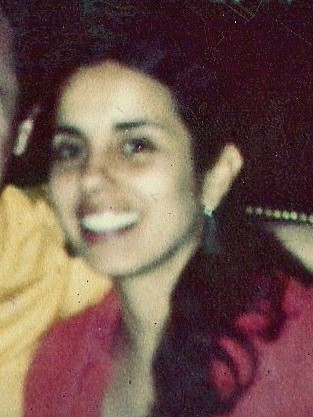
[115,234,199,359]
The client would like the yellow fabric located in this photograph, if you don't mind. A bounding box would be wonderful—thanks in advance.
[0,185,112,416]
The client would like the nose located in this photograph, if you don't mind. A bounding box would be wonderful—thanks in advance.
[80,168,103,196]
[80,152,116,197]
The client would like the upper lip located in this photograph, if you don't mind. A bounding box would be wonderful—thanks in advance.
[77,203,126,218]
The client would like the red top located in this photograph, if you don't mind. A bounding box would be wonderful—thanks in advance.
[25,277,313,416]
[217,278,313,417]
[25,290,121,417]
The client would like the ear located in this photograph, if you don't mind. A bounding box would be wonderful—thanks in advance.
[13,106,39,156]
[201,143,243,212]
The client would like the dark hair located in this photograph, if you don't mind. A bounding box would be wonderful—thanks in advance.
[22,1,230,186]
[22,2,313,416]
[0,0,33,85]
[149,52,313,414]
[151,189,313,416]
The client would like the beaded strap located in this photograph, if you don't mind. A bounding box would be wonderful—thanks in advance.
[245,206,313,225]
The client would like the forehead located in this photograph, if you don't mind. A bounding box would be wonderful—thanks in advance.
[58,61,175,122]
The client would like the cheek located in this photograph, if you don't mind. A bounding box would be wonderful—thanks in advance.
[130,158,197,210]
[48,171,78,216]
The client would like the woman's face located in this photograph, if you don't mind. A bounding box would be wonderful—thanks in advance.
[49,61,202,278]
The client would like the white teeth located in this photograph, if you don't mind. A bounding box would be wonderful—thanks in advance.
[81,212,139,233]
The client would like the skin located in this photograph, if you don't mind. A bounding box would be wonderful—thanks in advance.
[47,57,313,415]
[267,222,313,274]
[48,60,206,416]
[0,13,18,185]
[48,60,244,416]
[49,60,201,281]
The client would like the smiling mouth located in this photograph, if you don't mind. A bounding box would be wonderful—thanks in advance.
[81,211,139,234]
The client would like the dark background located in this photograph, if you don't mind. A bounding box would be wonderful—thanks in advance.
[4,0,313,213]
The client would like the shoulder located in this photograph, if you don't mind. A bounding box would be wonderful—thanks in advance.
[0,186,111,364]
[25,290,121,417]
[0,185,111,312]
[219,276,313,417]
[235,275,313,338]
[0,185,64,295]
[0,184,63,242]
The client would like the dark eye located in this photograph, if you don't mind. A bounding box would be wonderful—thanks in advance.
[53,143,83,161]
[51,134,85,163]
[123,138,155,156]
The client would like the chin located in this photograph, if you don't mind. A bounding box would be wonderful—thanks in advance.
[92,261,142,279]
[84,250,159,279]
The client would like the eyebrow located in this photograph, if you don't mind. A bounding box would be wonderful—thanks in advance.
[114,120,162,131]
[53,125,84,137]
[55,120,164,137]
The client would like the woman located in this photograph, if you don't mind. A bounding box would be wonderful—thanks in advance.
[152,95,313,417]
[24,2,313,416]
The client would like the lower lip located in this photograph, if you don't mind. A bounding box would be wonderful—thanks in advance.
[80,223,136,245]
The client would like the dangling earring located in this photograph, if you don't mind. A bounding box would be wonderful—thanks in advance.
[203,206,219,255]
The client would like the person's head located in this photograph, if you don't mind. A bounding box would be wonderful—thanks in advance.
[0,6,18,186]
[35,3,242,278]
